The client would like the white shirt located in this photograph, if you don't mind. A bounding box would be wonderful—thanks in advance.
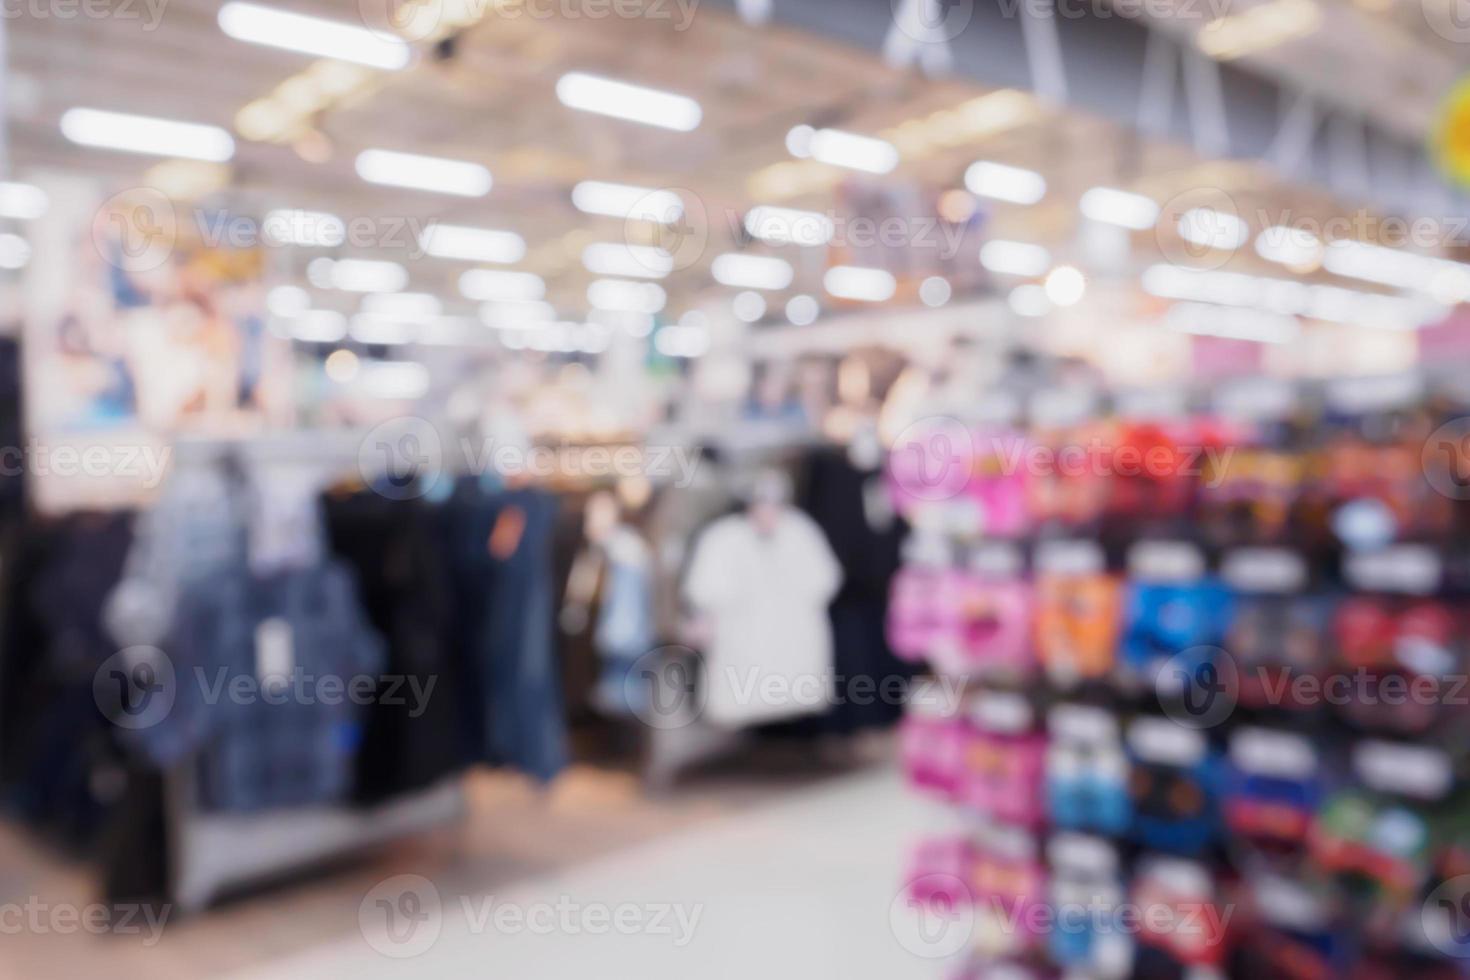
[682,509,842,726]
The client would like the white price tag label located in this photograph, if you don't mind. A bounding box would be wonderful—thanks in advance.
[1128,541,1205,582]
[254,617,294,692]
[1035,539,1105,576]
[1353,740,1451,799]
[1221,548,1306,593]
[1344,546,1441,595]
[1127,717,1206,766]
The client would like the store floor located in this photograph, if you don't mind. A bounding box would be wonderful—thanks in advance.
[0,744,935,979]
[230,765,929,980]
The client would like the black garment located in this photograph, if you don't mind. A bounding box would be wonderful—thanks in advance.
[799,448,912,734]
[322,492,465,803]
[2,513,134,845]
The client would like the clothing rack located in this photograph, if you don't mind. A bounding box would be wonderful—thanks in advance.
[153,430,469,912]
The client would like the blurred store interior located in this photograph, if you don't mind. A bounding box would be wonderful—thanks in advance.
[7,0,1470,977]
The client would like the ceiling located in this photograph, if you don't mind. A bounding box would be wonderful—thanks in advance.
[2,0,1461,332]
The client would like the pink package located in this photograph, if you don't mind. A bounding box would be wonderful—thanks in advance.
[901,693,968,799]
[966,428,1031,538]
[886,420,977,519]
[888,565,966,663]
[906,837,978,907]
[960,694,1045,826]
[931,575,1033,677]
[971,828,1047,946]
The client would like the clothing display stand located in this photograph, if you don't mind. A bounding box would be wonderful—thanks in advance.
[167,768,464,913]
[159,428,469,913]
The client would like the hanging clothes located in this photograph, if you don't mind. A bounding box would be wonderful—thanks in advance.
[799,447,913,734]
[683,507,842,726]
[591,523,656,715]
[446,479,567,782]
[321,491,465,804]
[121,559,386,813]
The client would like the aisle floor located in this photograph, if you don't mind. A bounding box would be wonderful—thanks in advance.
[228,766,936,980]
[0,745,946,979]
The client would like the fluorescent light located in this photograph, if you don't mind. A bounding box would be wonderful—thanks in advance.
[785,125,815,158]
[419,224,526,263]
[582,242,672,279]
[1080,187,1159,230]
[588,309,653,335]
[802,128,899,174]
[555,72,701,131]
[1140,263,1443,330]
[262,208,345,247]
[480,301,556,329]
[981,240,1051,277]
[1177,208,1249,251]
[361,292,442,321]
[0,234,31,269]
[744,205,834,247]
[655,324,710,358]
[458,269,545,302]
[571,181,682,221]
[587,278,666,313]
[358,360,430,400]
[266,285,310,316]
[311,257,407,292]
[964,161,1046,205]
[217,1,409,70]
[1255,226,1323,268]
[1165,302,1299,344]
[785,294,819,326]
[711,253,794,290]
[290,310,348,343]
[823,265,897,302]
[732,291,767,322]
[350,314,417,345]
[356,149,492,197]
[1044,266,1086,306]
[1008,284,1050,317]
[0,182,48,220]
[1322,239,1450,293]
[60,107,234,161]
[919,276,952,308]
